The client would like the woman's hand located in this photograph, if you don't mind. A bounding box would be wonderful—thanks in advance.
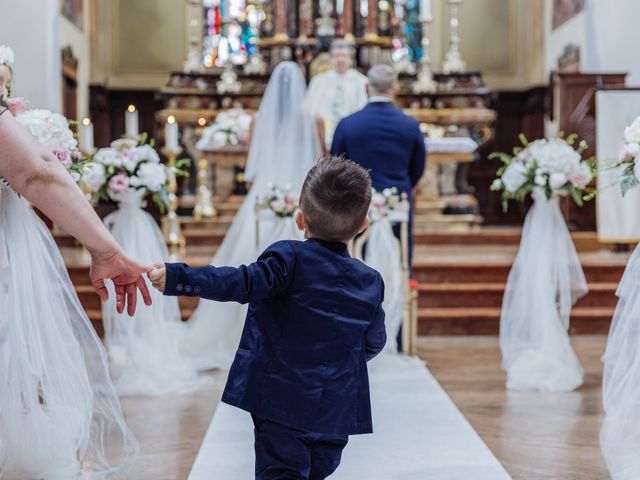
[90,248,153,316]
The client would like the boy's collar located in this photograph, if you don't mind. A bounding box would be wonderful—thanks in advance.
[307,238,350,256]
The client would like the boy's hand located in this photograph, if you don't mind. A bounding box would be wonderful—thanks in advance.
[148,263,167,293]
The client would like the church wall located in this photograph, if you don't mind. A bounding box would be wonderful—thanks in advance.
[0,0,62,112]
[543,0,586,74]
[91,0,187,90]
[60,0,91,121]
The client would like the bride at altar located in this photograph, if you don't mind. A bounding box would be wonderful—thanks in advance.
[180,61,324,370]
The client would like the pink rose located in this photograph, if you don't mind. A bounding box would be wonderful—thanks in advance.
[372,193,385,208]
[237,131,250,144]
[270,199,285,211]
[108,174,130,193]
[53,147,72,167]
[7,97,28,115]
[284,193,297,205]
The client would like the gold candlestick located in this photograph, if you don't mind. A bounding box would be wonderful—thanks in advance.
[193,158,216,220]
[162,147,186,252]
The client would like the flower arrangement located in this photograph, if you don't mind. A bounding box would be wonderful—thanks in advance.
[82,135,189,212]
[490,134,596,211]
[196,108,252,150]
[369,187,401,221]
[616,116,640,196]
[258,183,299,218]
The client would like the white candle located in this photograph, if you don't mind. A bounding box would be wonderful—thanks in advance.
[420,0,432,21]
[125,105,139,139]
[165,115,179,151]
[79,117,94,153]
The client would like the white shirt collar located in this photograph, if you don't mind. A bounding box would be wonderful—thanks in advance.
[368,96,393,103]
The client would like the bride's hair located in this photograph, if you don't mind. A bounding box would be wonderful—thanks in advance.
[300,155,371,242]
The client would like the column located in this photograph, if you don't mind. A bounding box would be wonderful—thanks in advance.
[366,0,378,38]
[343,0,354,39]
[274,0,288,40]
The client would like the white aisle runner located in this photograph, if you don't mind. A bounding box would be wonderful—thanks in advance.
[189,356,511,480]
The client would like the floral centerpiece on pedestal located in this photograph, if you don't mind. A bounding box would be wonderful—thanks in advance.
[369,187,401,221]
[82,136,189,212]
[257,183,298,218]
[491,134,596,393]
[490,134,596,210]
[1,103,88,190]
[196,108,252,150]
[616,117,640,195]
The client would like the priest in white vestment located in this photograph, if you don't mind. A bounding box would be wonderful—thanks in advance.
[305,40,368,147]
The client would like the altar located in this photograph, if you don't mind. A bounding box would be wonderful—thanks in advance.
[153,0,496,230]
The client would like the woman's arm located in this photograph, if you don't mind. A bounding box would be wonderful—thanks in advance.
[0,111,151,315]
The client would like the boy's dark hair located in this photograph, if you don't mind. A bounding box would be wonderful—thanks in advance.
[299,155,372,242]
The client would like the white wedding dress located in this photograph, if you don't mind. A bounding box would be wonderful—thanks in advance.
[499,189,586,392]
[0,186,138,479]
[180,61,321,371]
[601,244,640,479]
[102,190,205,396]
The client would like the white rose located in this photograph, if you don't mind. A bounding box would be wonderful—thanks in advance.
[549,172,568,190]
[490,179,503,190]
[137,163,167,192]
[501,161,529,193]
[94,148,122,167]
[627,142,640,157]
[534,174,546,186]
[82,163,106,192]
[625,117,640,143]
[212,131,228,149]
[134,144,161,164]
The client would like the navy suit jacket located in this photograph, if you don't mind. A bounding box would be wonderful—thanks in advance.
[164,239,386,435]
[331,101,426,199]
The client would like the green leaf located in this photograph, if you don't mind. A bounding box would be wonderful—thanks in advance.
[569,186,583,207]
[518,133,529,147]
[621,174,640,196]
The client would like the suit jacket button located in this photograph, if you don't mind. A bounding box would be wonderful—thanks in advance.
[185,285,192,293]
[176,284,183,292]
[194,286,201,294]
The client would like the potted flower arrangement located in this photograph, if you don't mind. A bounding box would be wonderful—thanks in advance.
[82,135,189,213]
[257,183,299,218]
[196,108,252,150]
[1,103,88,189]
[369,187,401,221]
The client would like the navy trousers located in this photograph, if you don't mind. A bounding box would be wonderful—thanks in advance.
[252,416,349,480]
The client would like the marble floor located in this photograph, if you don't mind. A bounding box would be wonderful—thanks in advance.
[113,335,610,480]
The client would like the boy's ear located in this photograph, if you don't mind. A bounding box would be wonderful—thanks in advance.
[295,209,306,231]
[358,217,369,234]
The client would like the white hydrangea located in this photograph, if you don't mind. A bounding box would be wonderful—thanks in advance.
[82,163,106,192]
[136,162,167,192]
[501,161,529,193]
[94,148,122,168]
[625,117,640,143]
[15,109,77,152]
[527,138,580,176]
[0,45,14,67]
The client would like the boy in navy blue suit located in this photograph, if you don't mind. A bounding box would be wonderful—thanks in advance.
[149,156,386,480]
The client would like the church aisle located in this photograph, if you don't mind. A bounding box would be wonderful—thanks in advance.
[110,336,608,479]
[188,356,511,479]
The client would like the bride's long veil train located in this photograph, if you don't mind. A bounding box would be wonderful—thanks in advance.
[180,61,322,371]
[499,189,586,392]
[0,189,137,478]
[601,244,640,479]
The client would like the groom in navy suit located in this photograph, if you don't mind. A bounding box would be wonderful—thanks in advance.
[331,64,426,263]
